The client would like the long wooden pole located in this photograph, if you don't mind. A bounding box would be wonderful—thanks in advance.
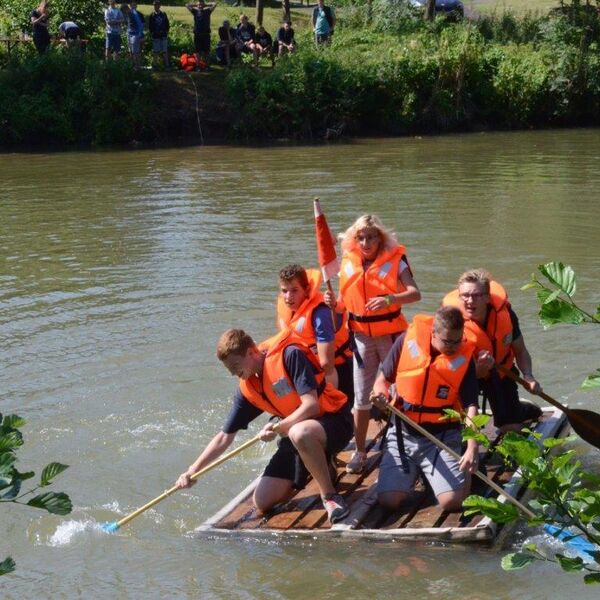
[371,396,536,519]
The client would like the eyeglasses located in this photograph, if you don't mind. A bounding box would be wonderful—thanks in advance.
[459,292,486,300]
[356,233,379,243]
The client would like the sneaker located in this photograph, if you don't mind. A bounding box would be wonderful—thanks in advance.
[322,494,349,524]
[345,451,367,474]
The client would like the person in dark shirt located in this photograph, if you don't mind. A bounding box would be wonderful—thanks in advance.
[186,0,217,66]
[372,307,480,513]
[235,14,258,63]
[149,0,170,69]
[275,20,296,57]
[31,0,51,54]
[175,328,353,524]
[216,19,236,66]
[254,25,272,66]
[58,21,82,50]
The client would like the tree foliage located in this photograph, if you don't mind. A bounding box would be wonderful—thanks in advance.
[0,413,72,577]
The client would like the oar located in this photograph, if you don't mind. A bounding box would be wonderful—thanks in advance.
[370,395,536,519]
[101,430,272,533]
[496,365,600,450]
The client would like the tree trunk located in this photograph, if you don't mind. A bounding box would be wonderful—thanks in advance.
[282,0,291,21]
[425,0,436,21]
[255,0,264,26]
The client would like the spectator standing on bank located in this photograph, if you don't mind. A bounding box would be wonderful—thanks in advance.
[312,0,335,47]
[149,0,170,69]
[275,19,296,56]
[186,0,217,68]
[104,0,125,60]
[124,1,145,68]
[31,0,51,54]
[58,21,82,49]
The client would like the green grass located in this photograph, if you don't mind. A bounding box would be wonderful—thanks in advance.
[138,4,312,33]
[468,0,559,15]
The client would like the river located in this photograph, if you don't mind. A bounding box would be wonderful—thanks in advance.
[1,130,599,599]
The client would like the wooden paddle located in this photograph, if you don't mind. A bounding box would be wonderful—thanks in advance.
[370,394,536,519]
[101,427,276,533]
[496,365,600,450]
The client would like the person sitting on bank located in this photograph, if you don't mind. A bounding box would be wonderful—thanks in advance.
[31,0,51,54]
[275,19,296,57]
[217,19,237,66]
[312,0,335,47]
[443,269,543,433]
[186,0,217,68]
[148,0,170,69]
[276,264,354,405]
[372,306,480,513]
[324,214,421,475]
[175,328,353,524]
[254,25,273,66]
[58,20,82,49]
[235,14,258,63]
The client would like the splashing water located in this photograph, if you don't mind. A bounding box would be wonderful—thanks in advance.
[48,519,106,546]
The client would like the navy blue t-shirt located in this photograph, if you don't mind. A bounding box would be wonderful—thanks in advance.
[381,332,479,409]
[191,7,212,33]
[222,346,319,434]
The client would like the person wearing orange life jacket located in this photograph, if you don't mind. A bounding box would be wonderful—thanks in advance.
[276,264,354,404]
[324,214,421,474]
[443,269,542,433]
[371,307,480,512]
[175,327,353,524]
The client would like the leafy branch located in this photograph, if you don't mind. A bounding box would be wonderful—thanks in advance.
[0,413,72,577]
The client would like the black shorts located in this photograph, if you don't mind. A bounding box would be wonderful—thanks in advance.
[263,403,353,489]
[194,32,211,53]
[65,26,81,40]
[481,368,540,426]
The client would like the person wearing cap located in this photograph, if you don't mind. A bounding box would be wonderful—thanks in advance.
[149,0,170,69]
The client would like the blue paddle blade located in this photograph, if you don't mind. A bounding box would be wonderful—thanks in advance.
[101,521,120,533]
[544,524,599,561]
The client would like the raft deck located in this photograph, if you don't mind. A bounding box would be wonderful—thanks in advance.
[199,406,568,543]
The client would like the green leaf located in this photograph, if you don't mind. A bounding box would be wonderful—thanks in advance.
[498,433,540,466]
[0,430,23,452]
[581,370,600,391]
[13,469,34,482]
[556,553,585,572]
[471,414,491,429]
[536,290,586,327]
[501,552,535,570]
[27,492,72,515]
[587,551,600,563]
[463,495,520,524]
[521,280,540,291]
[0,557,15,576]
[40,463,69,487]
[442,408,461,420]
[538,262,577,297]
[0,452,16,474]
[543,289,561,305]
[523,543,538,552]
[1,479,21,500]
[544,437,570,449]
[584,573,600,585]
[1,415,26,429]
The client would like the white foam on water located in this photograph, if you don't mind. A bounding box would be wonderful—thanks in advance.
[48,519,105,547]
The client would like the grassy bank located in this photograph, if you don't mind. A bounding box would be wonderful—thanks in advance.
[1,2,600,147]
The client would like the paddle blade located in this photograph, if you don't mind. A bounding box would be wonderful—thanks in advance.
[544,524,599,561]
[101,521,120,533]
[566,408,600,450]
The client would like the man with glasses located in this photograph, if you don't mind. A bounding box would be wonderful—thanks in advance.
[443,269,542,432]
[371,306,480,512]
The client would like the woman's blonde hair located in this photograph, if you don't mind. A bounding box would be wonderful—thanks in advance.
[339,214,398,254]
[458,268,491,294]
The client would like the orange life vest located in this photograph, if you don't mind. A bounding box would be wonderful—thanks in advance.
[443,281,515,375]
[395,314,474,425]
[179,53,197,72]
[339,245,409,337]
[239,329,348,418]
[276,268,353,366]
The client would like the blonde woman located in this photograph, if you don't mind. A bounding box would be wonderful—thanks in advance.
[31,0,50,54]
[325,215,421,473]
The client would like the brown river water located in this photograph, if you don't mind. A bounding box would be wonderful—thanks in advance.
[1,130,600,599]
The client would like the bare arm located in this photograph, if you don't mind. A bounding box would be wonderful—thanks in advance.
[260,390,321,441]
[365,267,421,312]
[316,340,338,388]
[175,430,236,488]
[371,370,392,400]
[512,335,541,393]
[458,404,479,474]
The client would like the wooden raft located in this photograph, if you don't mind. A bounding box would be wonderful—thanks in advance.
[198,406,568,543]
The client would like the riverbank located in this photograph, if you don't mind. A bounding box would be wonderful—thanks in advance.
[1,4,599,149]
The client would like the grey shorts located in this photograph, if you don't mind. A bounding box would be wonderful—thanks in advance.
[353,332,396,411]
[128,33,142,54]
[152,38,168,53]
[377,422,466,498]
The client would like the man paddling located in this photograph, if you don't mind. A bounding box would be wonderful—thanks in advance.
[175,328,353,523]
[443,269,542,432]
[372,306,479,512]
